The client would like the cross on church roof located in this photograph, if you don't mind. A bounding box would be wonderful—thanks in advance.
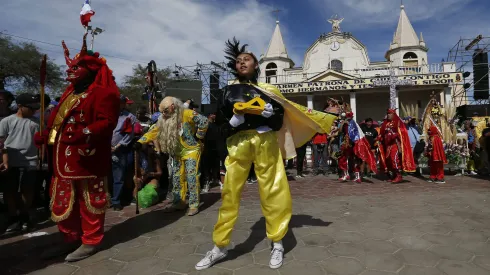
[272,9,281,22]
[372,65,414,109]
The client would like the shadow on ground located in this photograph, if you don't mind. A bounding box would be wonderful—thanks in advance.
[221,214,332,263]
[1,192,221,274]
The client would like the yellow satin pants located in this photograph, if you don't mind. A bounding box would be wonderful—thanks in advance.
[212,130,292,247]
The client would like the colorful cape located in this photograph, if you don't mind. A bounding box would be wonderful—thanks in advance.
[429,125,447,164]
[380,113,416,172]
[253,82,337,159]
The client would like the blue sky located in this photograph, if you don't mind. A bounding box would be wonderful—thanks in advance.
[1,0,489,82]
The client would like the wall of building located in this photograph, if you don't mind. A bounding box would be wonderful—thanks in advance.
[356,92,390,121]
[260,59,292,84]
[398,89,434,118]
[389,48,428,70]
[303,36,369,75]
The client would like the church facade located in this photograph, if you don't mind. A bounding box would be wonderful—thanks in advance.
[258,5,466,121]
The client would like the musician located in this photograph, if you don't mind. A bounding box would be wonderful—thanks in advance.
[195,38,339,271]
[34,34,120,261]
[379,109,416,183]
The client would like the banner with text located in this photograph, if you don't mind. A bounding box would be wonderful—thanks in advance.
[275,72,463,94]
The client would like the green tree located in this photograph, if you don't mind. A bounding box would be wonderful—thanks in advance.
[0,34,65,96]
[119,63,172,112]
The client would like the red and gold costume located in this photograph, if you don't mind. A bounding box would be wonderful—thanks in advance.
[379,109,416,183]
[338,113,360,182]
[426,125,447,181]
[38,35,119,245]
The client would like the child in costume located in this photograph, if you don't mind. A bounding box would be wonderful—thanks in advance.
[195,38,338,271]
[426,125,447,183]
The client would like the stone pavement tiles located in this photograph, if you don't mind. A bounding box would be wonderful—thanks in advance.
[1,174,490,275]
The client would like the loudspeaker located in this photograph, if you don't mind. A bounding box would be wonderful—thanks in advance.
[210,72,220,104]
[472,50,489,100]
[456,104,490,118]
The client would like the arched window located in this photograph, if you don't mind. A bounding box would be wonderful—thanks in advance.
[265,62,277,83]
[403,52,419,70]
[403,52,418,59]
[330,59,343,72]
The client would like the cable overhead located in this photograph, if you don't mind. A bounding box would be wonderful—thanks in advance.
[1,31,151,64]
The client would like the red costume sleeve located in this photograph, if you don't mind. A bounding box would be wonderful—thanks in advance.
[84,87,120,142]
[122,117,135,134]
[431,136,447,164]
[396,120,416,172]
[133,122,143,136]
[429,131,447,164]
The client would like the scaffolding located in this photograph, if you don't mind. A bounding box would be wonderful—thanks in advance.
[168,61,234,104]
[447,35,490,105]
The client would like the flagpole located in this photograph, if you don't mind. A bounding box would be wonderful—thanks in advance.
[38,55,47,171]
[91,33,95,51]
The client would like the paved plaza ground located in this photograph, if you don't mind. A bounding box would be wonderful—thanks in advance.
[1,174,490,275]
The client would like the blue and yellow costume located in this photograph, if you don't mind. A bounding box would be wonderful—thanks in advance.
[138,109,208,210]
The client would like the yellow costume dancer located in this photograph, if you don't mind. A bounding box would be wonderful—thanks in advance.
[154,97,208,216]
[196,38,337,271]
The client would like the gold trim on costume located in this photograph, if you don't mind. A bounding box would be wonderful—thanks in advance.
[50,177,76,222]
[55,136,97,179]
[82,178,110,214]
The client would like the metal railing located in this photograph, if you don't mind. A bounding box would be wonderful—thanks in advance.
[259,63,453,84]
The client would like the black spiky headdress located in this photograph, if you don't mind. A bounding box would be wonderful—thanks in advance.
[224,37,260,81]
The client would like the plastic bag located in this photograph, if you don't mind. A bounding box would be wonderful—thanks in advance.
[137,184,159,208]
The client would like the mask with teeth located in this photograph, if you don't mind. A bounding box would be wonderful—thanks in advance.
[62,33,100,86]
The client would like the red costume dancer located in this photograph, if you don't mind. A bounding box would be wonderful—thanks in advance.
[35,34,120,261]
[426,125,447,183]
[379,109,416,183]
[338,113,360,182]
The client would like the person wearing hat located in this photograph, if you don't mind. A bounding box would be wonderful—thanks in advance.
[33,34,120,261]
[110,94,136,210]
[0,93,42,233]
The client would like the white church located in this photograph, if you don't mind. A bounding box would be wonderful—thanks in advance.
[258,4,465,121]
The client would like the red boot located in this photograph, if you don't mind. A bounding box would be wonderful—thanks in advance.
[339,171,350,182]
[353,172,362,184]
[391,172,403,183]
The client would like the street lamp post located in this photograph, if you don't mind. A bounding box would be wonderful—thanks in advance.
[86,26,104,51]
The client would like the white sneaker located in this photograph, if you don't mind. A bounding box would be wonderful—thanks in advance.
[201,183,210,194]
[219,181,223,190]
[269,247,284,269]
[195,249,227,270]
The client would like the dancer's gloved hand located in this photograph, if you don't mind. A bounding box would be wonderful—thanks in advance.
[229,114,245,127]
[261,103,274,118]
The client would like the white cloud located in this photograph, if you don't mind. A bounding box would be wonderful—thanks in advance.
[308,0,473,27]
[307,0,490,63]
[0,0,280,82]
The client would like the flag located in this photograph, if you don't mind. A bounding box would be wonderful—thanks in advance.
[80,0,95,27]
[348,120,377,173]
